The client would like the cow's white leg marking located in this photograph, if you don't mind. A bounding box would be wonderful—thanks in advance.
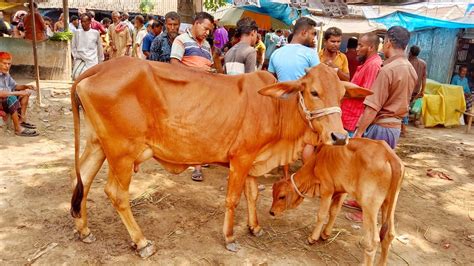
[361,205,379,266]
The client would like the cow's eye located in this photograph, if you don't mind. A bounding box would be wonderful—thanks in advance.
[278,195,286,200]
[311,91,319,97]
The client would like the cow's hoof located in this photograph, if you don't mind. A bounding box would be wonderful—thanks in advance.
[136,240,156,259]
[225,242,240,252]
[306,236,317,245]
[249,226,264,237]
[77,232,96,243]
[320,232,330,241]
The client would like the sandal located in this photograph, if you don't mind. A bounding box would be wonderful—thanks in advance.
[345,212,363,223]
[191,169,203,182]
[15,128,39,137]
[20,122,36,129]
[342,199,362,211]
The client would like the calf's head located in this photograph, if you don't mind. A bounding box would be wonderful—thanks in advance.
[270,179,304,216]
[259,64,372,146]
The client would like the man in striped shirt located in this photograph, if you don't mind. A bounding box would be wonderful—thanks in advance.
[170,12,214,72]
[170,12,214,182]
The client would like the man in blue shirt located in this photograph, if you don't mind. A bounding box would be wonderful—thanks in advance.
[268,18,320,82]
[149,12,180,62]
[268,17,320,175]
[142,20,163,59]
[0,52,38,136]
[452,66,472,120]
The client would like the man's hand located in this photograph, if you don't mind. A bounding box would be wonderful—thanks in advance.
[324,60,337,69]
[15,90,31,96]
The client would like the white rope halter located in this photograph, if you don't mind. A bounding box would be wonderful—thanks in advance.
[298,91,342,129]
[290,173,307,198]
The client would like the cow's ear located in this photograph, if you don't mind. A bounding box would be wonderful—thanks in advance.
[342,81,373,98]
[258,81,303,99]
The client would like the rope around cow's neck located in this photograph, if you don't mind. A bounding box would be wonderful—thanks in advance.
[298,92,342,130]
[290,173,307,198]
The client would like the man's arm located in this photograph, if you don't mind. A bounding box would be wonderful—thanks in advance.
[419,64,427,98]
[125,30,132,56]
[354,106,377,138]
[97,32,104,62]
[245,50,257,73]
[170,38,185,66]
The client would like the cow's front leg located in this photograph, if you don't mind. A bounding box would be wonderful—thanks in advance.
[321,193,347,240]
[105,158,156,258]
[223,160,252,252]
[244,176,263,237]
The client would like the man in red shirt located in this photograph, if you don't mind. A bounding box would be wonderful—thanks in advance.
[341,33,382,136]
[88,10,106,35]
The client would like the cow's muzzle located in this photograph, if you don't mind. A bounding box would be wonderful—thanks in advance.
[331,132,348,145]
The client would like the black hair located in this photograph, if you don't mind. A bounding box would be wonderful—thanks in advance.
[347,37,358,49]
[362,33,380,49]
[70,15,79,22]
[386,26,410,50]
[135,15,144,24]
[287,33,294,43]
[194,12,214,24]
[324,27,342,41]
[293,17,317,35]
[87,10,95,18]
[102,17,111,24]
[165,11,180,21]
[460,65,468,72]
[151,20,163,28]
[81,13,92,21]
[235,17,258,38]
[409,45,421,56]
[276,29,282,34]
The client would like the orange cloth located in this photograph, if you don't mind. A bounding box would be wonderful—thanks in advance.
[23,12,47,41]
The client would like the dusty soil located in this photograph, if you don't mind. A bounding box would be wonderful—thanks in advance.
[0,81,473,265]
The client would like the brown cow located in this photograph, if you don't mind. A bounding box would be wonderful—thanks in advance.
[69,57,371,257]
[270,138,404,266]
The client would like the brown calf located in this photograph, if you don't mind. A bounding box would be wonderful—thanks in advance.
[270,138,404,266]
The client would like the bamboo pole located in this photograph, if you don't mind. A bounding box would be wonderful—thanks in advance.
[63,0,69,32]
[29,0,42,106]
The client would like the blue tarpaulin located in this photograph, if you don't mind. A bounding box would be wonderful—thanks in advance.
[371,11,474,31]
[226,0,307,25]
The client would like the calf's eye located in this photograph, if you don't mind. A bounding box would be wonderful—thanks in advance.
[311,91,319,97]
[278,195,286,200]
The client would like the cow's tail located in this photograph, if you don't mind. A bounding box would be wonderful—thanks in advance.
[70,78,84,218]
[379,151,405,241]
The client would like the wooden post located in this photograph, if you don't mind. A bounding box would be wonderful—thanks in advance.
[63,0,69,32]
[29,0,42,106]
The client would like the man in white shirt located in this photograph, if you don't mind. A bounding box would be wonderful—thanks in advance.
[132,15,147,59]
[71,13,104,80]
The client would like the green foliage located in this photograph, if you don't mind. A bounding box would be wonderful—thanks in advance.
[49,31,73,41]
[140,0,155,13]
[204,0,228,12]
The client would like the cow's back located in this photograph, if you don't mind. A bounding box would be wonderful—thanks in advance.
[75,57,280,163]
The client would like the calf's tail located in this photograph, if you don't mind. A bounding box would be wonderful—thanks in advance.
[70,79,84,218]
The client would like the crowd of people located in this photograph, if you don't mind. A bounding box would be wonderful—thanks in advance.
[2,5,474,193]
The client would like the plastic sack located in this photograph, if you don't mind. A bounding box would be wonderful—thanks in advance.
[410,98,423,114]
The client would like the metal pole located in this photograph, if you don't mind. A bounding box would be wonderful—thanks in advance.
[29,0,41,106]
[63,0,69,32]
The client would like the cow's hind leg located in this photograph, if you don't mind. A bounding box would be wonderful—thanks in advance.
[321,193,347,240]
[244,176,262,237]
[378,202,395,266]
[71,136,105,242]
[104,158,156,258]
[307,193,332,245]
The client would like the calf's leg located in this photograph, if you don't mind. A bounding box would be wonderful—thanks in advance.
[105,158,155,258]
[244,176,263,237]
[71,137,105,242]
[307,194,332,245]
[361,205,380,266]
[321,193,347,240]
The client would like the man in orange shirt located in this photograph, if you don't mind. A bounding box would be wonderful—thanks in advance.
[319,27,350,81]
[23,2,47,41]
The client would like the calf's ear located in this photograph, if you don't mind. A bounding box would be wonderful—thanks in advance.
[342,81,373,98]
[259,80,304,99]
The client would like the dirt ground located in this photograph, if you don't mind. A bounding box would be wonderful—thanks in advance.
[0,81,473,265]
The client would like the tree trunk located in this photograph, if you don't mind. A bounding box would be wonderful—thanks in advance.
[178,0,203,24]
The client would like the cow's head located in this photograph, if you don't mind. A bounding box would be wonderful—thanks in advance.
[259,64,372,145]
[270,176,306,216]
